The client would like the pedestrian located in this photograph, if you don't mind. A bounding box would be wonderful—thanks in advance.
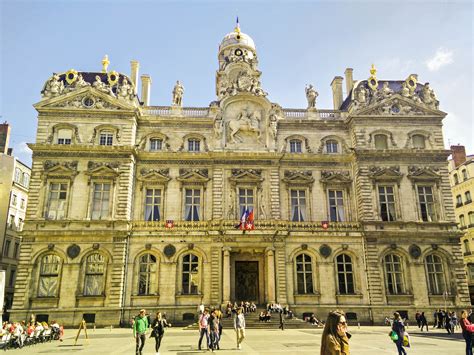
[150,311,171,355]
[209,310,220,351]
[415,311,421,329]
[392,312,407,355]
[445,311,452,334]
[460,310,474,355]
[133,309,149,355]
[234,307,246,350]
[198,309,210,351]
[420,312,428,332]
[320,310,350,355]
[279,311,285,331]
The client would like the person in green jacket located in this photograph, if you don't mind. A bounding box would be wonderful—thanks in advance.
[133,309,149,355]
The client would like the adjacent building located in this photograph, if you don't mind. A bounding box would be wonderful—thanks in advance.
[449,145,474,303]
[0,123,31,317]
[10,25,469,326]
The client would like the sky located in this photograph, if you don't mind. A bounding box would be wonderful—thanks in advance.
[1,0,473,166]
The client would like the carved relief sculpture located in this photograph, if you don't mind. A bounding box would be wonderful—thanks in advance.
[227,108,261,144]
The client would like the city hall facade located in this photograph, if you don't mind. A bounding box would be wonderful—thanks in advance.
[11,26,469,325]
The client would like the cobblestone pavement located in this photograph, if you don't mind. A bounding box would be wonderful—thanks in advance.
[9,326,466,354]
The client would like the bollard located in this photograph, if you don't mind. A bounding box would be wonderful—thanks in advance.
[358,322,360,329]
[94,325,96,332]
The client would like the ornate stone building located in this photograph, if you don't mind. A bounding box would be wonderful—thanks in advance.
[11,25,469,326]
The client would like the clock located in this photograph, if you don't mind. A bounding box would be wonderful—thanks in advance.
[235,49,243,56]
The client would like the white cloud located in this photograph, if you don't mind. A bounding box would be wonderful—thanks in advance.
[426,48,454,71]
[15,141,32,155]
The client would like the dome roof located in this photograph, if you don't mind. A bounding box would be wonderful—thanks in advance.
[219,30,256,51]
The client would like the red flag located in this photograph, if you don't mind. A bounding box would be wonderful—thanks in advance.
[245,209,255,230]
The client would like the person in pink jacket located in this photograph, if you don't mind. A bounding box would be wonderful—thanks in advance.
[460,310,474,355]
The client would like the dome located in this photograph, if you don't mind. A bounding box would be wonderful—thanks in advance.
[219,30,256,51]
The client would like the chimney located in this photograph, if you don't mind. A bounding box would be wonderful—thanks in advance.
[451,145,467,167]
[141,75,152,106]
[344,68,354,96]
[330,76,344,110]
[0,122,11,155]
[130,60,140,94]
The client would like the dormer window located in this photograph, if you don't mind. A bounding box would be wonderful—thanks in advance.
[188,139,200,152]
[289,139,302,153]
[374,134,388,149]
[412,134,426,149]
[326,140,339,154]
[150,138,163,151]
[99,131,113,146]
[57,129,72,145]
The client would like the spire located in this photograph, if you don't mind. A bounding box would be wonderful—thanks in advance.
[102,55,110,73]
[234,16,241,35]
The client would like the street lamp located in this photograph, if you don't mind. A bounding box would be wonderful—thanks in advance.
[443,290,449,312]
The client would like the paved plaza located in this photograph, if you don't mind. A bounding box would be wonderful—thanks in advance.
[10,325,467,354]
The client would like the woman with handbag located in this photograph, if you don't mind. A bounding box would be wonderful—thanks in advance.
[460,310,474,355]
[391,312,407,355]
[320,310,350,355]
[150,311,171,355]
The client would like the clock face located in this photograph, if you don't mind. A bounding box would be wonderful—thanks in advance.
[235,48,243,56]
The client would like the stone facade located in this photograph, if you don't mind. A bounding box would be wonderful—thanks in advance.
[11,26,469,326]
[448,146,474,304]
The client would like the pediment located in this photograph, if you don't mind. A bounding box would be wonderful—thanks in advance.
[43,160,78,179]
[230,169,264,184]
[34,86,135,111]
[407,166,441,181]
[320,170,352,184]
[354,94,444,117]
[86,161,120,178]
[282,170,314,185]
[177,169,210,184]
[368,166,403,181]
[138,168,171,184]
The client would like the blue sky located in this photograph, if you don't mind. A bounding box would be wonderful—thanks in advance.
[1,0,472,165]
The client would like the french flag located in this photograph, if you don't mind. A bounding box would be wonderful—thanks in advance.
[235,208,248,230]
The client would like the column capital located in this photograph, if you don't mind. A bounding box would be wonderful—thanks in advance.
[265,246,275,255]
[222,246,232,254]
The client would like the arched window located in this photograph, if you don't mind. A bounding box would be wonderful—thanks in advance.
[138,253,157,295]
[182,253,199,295]
[468,264,474,281]
[465,191,472,203]
[374,134,388,149]
[453,173,459,185]
[412,134,426,149]
[336,254,354,294]
[84,253,106,296]
[295,253,313,294]
[38,254,62,297]
[384,254,404,295]
[325,140,339,154]
[289,139,302,153]
[469,212,474,225]
[456,195,463,207]
[463,239,471,254]
[462,169,468,181]
[425,254,446,295]
[460,214,465,227]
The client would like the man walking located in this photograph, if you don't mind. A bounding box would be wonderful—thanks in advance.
[234,307,246,350]
[133,309,149,355]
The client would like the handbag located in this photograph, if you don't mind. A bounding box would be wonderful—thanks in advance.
[389,330,399,341]
[403,332,411,347]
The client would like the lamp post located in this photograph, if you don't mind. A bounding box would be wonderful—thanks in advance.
[443,290,449,312]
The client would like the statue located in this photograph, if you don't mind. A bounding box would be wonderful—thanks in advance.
[356,86,367,104]
[401,82,410,98]
[421,83,439,109]
[172,80,184,106]
[227,108,261,144]
[305,84,318,109]
[117,78,134,101]
[213,113,223,139]
[75,74,89,88]
[380,82,393,99]
[93,75,115,96]
[43,74,64,98]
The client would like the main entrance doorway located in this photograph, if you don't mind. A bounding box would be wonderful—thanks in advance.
[235,261,259,302]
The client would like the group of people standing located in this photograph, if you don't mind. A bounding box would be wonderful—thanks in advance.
[133,309,171,355]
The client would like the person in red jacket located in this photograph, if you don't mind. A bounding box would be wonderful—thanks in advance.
[460,310,474,355]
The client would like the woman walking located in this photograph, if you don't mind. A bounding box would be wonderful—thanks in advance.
[320,310,350,355]
[392,312,407,355]
[460,310,474,355]
[150,311,171,355]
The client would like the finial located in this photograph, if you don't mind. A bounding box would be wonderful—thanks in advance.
[102,55,110,73]
[234,16,241,34]
[370,64,377,78]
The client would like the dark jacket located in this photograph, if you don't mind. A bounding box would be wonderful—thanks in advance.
[392,319,405,337]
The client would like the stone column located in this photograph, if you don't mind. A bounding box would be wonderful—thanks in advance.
[266,247,276,303]
[222,247,231,303]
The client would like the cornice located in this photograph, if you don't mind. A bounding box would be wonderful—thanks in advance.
[353,149,451,162]
[29,143,136,158]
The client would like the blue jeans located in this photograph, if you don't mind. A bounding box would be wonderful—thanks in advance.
[198,328,209,350]
[463,331,473,355]
[395,338,407,355]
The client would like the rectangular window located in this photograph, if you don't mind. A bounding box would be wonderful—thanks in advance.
[144,189,162,221]
[8,269,15,287]
[378,186,396,221]
[3,240,11,257]
[328,189,345,222]
[57,129,72,145]
[418,186,435,222]
[46,183,68,220]
[149,138,162,151]
[20,198,25,209]
[184,189,201,221]
[289,140,302,153]
[11,194,17,206]
[14,168,21,183]
[13,243,19,259]
[466,191,472,203]
[188,139,200,152]
[99,131,113,146]
[238,188,254,217]
[91,183,111,220]
[290,190,306,222]
[7,214,14,229]
[18,218,23,231]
